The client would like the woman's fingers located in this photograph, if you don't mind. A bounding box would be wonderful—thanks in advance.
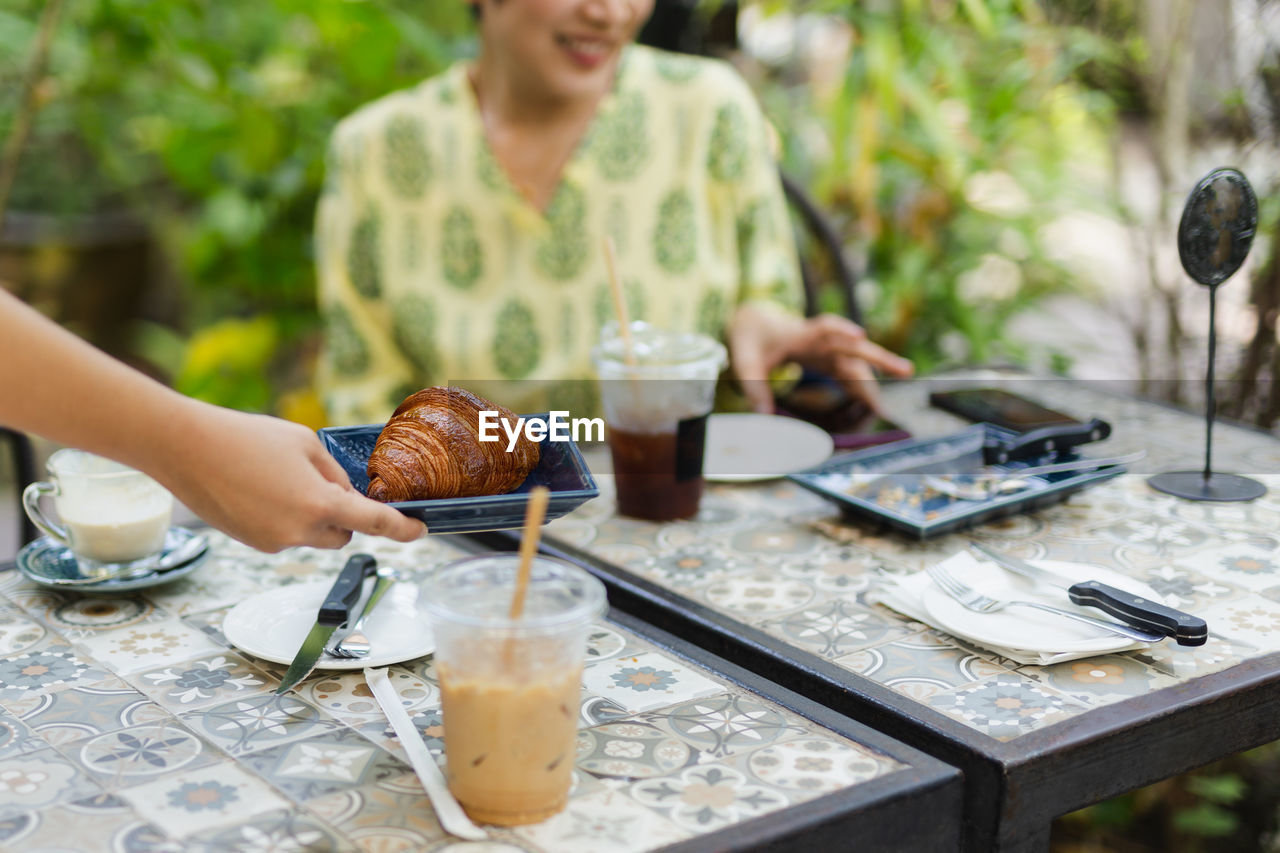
[801,317,913,378]
[726,307,912,416]
[729,347,776,413]
[328,491,427,543]
[832,356,885,414]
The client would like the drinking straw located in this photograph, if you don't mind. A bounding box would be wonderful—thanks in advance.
[509,486,551,620]
[602,236,636,365]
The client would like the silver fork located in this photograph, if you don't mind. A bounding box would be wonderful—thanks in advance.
[925,563,1162,643]
[326,568,397,658]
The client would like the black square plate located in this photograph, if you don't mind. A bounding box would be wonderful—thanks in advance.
[787,423,1126,539]
[318,413,599,534]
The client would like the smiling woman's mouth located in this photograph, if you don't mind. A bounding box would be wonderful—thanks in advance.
[555,34,614,66]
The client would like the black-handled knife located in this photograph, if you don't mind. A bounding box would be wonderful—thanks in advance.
[982,418,1111,465]
[277,553,377,693]
[971,543,1207,646]
[1067,580,1207,646]
[318,554,376,625]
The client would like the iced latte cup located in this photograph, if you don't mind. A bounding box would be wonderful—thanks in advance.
[592,322,727,521]
[421,554,606,826]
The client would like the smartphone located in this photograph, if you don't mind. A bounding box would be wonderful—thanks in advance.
[928,388,1079,432]
[777,382,911,449]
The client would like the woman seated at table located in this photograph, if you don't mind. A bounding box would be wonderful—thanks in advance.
[315,0,912,425]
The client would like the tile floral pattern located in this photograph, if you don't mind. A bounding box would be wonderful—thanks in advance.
[117,760,290,838]
[582,652,723,714]
[639,694,806,759]
[67,720,222,788]
[629,763,787,832]
[180,693,345,757]
[0,533,912,851]
[838,632,1012,701]
[541,382,1280,743]
[134,652,271,711]
[4,676,165,747]
[0,797,156,853]
[0,746,101,816]
[745,737,897,793]
[0,644,109,705]
[765,599,913,659]
[927,674,1088,740]
[77,617,225,675]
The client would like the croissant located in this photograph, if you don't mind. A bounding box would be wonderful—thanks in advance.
[366,387,541,502]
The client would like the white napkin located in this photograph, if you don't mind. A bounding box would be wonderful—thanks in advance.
[866,552,1150,666]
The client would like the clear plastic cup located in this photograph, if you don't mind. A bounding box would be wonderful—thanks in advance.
[591,322,727,521]
[420,554,607,826]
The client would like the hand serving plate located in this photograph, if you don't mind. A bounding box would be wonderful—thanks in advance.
[319,413,599,534]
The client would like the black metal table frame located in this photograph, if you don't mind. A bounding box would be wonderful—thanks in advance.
[470,530,1280,853]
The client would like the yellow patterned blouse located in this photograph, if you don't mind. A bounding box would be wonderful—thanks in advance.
[316,45,802,425]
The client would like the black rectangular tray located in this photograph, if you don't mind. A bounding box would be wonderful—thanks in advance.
[787,423,1126,538]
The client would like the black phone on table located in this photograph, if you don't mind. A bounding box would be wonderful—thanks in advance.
[928,388,1078,433]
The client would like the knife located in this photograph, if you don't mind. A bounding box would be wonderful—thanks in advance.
[324,566,396,656]
[276,553,377,693]
[971,543,1208,646]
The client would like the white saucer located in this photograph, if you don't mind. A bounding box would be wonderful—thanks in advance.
[704,414,834,482]
[223,579,434,670]
[921,557,1163,655]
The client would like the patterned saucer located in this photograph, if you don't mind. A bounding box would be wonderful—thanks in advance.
[16,527,209,592]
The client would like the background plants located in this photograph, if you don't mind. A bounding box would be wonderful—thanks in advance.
[746,0,1117,374]
[0,0,473,420]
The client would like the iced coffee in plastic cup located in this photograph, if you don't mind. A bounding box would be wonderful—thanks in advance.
[421,554,606,826]
[591,322,727,521]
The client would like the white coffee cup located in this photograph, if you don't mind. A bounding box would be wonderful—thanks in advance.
[23,449,174,571]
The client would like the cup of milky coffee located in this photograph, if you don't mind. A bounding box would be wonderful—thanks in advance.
[420,553,606,826]
[22,449,174,574]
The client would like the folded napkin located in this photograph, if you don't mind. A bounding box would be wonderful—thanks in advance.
[866,552,1150,666]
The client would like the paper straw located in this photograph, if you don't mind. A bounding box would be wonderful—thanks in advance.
[602,236,635,365]
[509,486,550,620]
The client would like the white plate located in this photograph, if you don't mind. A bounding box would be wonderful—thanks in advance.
[921,558,1163,655]
[704,414,834,482]
[223,579,434,669]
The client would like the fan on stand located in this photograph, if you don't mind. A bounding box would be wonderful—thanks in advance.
[1148,167,1266,502]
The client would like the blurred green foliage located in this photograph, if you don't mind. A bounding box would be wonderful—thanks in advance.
[1,0,473,418]
[1054,743,1280,851]
[0,0,1125,397]
[754,0,1117,374]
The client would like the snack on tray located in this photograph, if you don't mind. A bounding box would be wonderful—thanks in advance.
[366,387,540,502]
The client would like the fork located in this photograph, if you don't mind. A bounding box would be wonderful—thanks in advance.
[326,568,397,658]
[925,563,1162,643]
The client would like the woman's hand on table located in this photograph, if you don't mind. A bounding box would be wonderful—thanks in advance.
[157,402,426,553]
[727,304,914,415]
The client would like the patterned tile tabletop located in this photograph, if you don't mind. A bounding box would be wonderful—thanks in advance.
[540,378,1280,743]
[0,532,938,852]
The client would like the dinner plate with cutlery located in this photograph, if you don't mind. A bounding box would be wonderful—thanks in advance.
[223,554,434,686]
[918,545,1206,655]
